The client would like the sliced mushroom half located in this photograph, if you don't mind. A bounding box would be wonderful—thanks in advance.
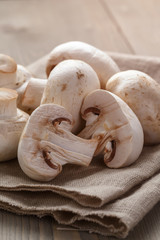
[18,104,98,181]
[46,41,119,88]
[78,89,144,168]
[0,88,29,162]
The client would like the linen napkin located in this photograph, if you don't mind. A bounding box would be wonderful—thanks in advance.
[0,51,159,238]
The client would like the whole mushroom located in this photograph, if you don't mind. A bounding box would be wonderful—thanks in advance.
[18,104,98,181]
[0,88,29,162]
[79,89,144,168]
[41,59,100,134]
[106,70,160,145]
[46,41,119,89]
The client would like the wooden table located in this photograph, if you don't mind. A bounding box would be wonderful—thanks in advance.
[0,0,160,239]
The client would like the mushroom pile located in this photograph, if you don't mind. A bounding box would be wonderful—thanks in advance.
[0,41,160,182]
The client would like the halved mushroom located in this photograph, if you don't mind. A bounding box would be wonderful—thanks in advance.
[41,59,100,134]
[78,89,144,168]
[106,70,160,145]
[0,88,29,162]
[18,104,98,181]
[46,41,119,89]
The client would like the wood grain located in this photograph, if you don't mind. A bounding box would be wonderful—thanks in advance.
[0,202,160,240]
[0,0,160,240]
[104,0,160,56]
[0,0,131,66]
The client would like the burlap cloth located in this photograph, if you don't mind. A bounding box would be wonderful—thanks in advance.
[0,52,160,238]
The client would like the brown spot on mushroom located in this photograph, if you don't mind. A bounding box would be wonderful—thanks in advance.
[61,83,67,91]
[124,92,128,97]
[42,150,59,170]
[76,70,84,79]
[146,116,153,121]
[78,89,84,96]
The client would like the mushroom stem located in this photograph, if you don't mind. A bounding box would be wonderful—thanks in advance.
[40,139,94,167]
[0,88,29,162]
[20,77,47,113]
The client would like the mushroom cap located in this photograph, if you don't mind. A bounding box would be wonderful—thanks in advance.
[0,54,17,88]
[0,54,31,96]
[41,59,100,134]
[79,89,144,168]
[46,41,119,89]
[0,54,17,74]
[106,70,160,145]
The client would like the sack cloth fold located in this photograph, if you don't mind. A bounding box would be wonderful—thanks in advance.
[0,51,160,238]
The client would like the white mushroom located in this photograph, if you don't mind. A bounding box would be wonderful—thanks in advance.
[0,54,31,91]
[78,89,144,168]
[46,41,119,89]
[0,54,47,113]
[18,104,98,181]
[0,88,29,162]
[106,70,160,145]
[41,59,100,134]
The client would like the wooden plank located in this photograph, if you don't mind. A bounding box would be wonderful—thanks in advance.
[104,0,160,56]
[0,0,131,66]
[0,203,160,240]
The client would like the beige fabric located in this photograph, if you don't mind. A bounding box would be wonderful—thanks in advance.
[0,52,160,238]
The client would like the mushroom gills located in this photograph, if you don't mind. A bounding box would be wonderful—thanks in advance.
[18,104,98,181]
[79,89,144,168]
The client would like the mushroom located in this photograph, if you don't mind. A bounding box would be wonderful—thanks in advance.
[78,89,144,168]
[18,104,98,181]
[46,41,119,89]
[0,53,47,114]
[41,59,100,134]
[21,77,47,113]
[106,70,160,145]
[0,88,29,162]
[0,54,31,91]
